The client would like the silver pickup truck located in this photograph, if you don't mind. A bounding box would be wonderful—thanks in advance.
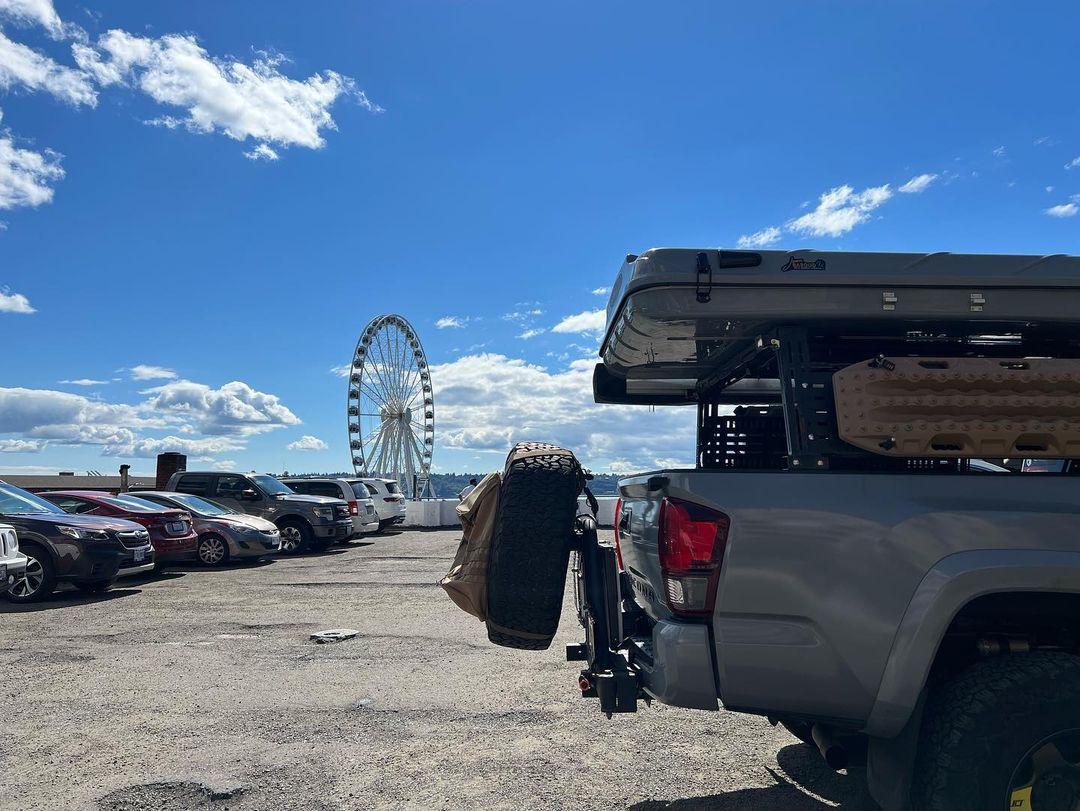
[570,248,1080,811]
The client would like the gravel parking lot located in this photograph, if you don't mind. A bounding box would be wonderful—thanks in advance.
[0,529,873,810]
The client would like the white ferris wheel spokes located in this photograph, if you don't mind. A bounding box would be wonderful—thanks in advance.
[347,315,434,498]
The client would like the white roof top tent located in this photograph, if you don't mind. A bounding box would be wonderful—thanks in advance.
[594,248,1080,473]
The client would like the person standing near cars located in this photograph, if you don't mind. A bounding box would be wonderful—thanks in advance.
[458,479,478,501]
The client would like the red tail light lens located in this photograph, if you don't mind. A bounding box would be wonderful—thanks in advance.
[657,497,730,616]
[348,500,358,515]
[612,497,624,571]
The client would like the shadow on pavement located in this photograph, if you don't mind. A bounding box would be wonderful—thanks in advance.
[0,587,142,613]
[628,744,877,810]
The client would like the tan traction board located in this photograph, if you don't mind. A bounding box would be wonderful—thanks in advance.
[833,356,1080,458]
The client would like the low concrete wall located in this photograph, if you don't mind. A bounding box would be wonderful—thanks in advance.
[402,496,618,528]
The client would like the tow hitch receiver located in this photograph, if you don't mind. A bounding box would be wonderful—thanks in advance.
[571,514,642,716]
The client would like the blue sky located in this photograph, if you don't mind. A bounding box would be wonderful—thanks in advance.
[1,0,1078,480]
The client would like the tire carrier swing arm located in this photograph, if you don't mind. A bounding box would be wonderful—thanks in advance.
[566,513,641,717]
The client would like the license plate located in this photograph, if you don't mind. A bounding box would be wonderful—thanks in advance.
[134,548,147,563]
[167,522,184,534]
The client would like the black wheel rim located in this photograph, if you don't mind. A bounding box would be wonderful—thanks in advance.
[1007,728,1080,810]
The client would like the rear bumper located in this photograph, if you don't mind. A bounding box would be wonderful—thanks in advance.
[152,532,199,563]
[351,516,380,534]
[628,622,719,710]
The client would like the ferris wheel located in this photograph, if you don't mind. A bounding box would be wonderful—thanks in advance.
[347,315,434,498]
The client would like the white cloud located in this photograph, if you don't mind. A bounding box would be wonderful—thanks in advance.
[1045,203,1079,218]
[59,378,107,386]
[430,353,694,473]
[736,225,782,248]
[1047,186,1055,193]
[0,0,67,39]
[0,287,34,312]
[213,459,237,470]
[992,145,1007,158]
[898,173,938,194]
[287,434,328,451]
[0,30,96,106]
[106,434,242,458]
[787,184,893,238]
[517,327,544,339]
[435,316,465,329]
[329,363,351,378]
[129,364,177,380]
[73,31,379,157]
[1066,157,1080,171]
[591,287,609,296]
[0,124,64,210]
[0,437,43,452]
[551,308,606,335]
[140,379,300,436]
[243,143,278,162]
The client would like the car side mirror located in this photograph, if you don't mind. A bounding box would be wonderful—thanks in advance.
[240,488,260,501]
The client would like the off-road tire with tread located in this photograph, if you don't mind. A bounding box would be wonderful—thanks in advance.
[485,441,584,650]
[910,651,1080,810]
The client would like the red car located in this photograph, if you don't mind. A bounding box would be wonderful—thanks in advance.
[40,491,199,567]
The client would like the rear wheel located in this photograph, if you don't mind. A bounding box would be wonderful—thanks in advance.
[486,442,583,650]
[7,546,56,603]
[911,651,1080,810]
[278,520,311,554]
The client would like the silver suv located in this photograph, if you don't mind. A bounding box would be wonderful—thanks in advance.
[280,478,379,538]
[164,471,352,554]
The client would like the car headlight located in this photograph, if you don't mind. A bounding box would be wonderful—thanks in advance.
[57,525,109,541]
[312,506,334,519]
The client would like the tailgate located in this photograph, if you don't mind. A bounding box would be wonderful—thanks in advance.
[617,475,672,622]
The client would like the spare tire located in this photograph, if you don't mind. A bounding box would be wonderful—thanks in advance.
[485,442,584,650]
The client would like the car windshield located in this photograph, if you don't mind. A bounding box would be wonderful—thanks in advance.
[251,475,294,496]
[0,483,63,515]
[166,494,233,516]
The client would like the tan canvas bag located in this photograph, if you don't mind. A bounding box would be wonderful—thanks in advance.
[439,471,501,621]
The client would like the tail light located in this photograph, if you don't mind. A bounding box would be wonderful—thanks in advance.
[612,497,624,571]
[383,497,396,502]
[348,500,358,515]
[657,497,730,616]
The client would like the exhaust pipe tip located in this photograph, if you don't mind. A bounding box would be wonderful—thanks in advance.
[811,724,849,771]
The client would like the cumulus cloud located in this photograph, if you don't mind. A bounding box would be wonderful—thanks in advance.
[0,0,72,39]
[286,434,328,451]
[58,378,107,386]
[736,225,782,249]
[105,434,243,458]
[329,364,351,378]
[1066,157,1080,171]
[435,316,465,329]
[0,122,64,210]
[517,327,544,339]
[0,437,43,452]
[73,31,379,157]
[0,30,96,105]
[899,173,938,194]
[591,287,609,296]
[787,184,893,238]
[551,308,606,335]
[430,353,695,473]
[1045,203,1079,218]
[128,364,177,380]
[0,286,34,312]
[243,143,278,162]
[0,387,159,450]
[141,379,300,436]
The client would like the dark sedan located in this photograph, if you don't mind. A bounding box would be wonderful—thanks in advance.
[0,481,154,602]
[40,491,199,566]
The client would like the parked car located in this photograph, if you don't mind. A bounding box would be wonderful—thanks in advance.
[0,522,27,596]
[133,491,282,565]
[40,490,198,568]
[164,471,352,554]
[0,480,153,602]
[280,477,379,538]
[355,478,407,530]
